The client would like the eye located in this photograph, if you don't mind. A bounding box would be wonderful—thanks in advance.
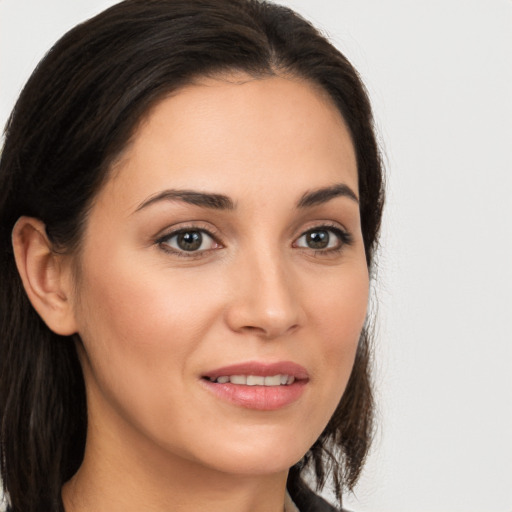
[158,229,220,254]
[294,226,350,251]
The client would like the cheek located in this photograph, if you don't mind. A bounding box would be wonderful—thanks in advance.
[76,249,217,350]
[72,249,222,406]
[73,253,230,448]
[309,262,369,406]
[315,261,369,344]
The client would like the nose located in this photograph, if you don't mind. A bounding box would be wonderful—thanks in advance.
[224,250,303,339]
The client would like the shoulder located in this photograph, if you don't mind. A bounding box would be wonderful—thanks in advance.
[288,484,351,512]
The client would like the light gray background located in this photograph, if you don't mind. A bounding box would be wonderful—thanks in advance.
[1,1,511,511]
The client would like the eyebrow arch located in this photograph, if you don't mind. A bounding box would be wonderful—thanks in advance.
[297,183,359,208]
[135,189,235,212]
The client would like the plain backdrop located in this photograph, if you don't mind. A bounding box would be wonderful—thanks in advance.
[1,1,511,511]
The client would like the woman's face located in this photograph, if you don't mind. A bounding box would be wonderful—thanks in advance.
[69,75,369,476]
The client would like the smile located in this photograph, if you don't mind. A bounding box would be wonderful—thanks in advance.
[206,374,296,386]
[201,361,308,410]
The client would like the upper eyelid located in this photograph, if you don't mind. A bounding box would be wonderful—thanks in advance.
[160,228,217,242]
[155,223,220,242]
[296,222,350,238]
[300,225,345,235]
[296,225,350,241]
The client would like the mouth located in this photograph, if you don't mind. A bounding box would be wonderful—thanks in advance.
[200,361,309,411]
[204,374,297,386]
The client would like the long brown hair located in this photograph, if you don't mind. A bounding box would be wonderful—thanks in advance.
[0,1,384,510]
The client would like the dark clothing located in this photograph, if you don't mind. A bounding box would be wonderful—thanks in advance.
[289,485,348,512]
[4,484,348,512]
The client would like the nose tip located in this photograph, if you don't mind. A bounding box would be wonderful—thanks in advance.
[225,260,303,339]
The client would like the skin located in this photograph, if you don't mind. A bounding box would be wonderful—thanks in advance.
[16,74,369,512]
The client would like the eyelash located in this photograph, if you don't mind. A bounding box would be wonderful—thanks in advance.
[155,223,353,258]
[294,224,353,256]
[155,225,222,258]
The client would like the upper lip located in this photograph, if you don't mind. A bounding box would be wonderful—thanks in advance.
[202,361,309,381]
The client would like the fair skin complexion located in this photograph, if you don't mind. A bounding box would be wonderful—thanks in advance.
[13,74,368,512]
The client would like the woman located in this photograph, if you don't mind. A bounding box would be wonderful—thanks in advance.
[0,1,384,511]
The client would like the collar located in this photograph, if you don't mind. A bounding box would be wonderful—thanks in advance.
[284,490,300,512]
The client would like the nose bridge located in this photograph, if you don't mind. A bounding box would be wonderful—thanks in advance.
[226,243,302,338]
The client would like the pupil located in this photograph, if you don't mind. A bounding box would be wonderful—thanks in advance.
[307,230,329,249]
[177,231,202,251]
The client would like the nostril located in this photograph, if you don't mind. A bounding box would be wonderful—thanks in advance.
[239,323,299,339]
[240,325,267,335]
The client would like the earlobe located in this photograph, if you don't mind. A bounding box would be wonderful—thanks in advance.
[12,216,78,336]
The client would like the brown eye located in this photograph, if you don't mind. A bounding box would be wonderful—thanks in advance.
[295,226,348,251]
[304,230,330,249]
[176,231,202,251]
[161,229,217,253]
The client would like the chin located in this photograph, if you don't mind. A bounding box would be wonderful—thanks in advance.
[203,449,304,477]
[178,425,313,477]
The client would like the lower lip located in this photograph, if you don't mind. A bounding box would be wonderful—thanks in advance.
[201,379,307,411]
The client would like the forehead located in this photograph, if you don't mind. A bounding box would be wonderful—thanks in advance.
[104,74,358,209]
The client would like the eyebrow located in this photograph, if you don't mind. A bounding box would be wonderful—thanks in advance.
[135,182,358,214]
[297,183,359,208]
[135,189,235,212]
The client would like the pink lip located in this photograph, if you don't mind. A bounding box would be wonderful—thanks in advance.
[200,360,309,411]
[202,360,309,381]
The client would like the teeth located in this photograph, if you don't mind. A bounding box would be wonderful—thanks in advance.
[246,375,265,386]
[211,374,295,386]
[264,375,281,386]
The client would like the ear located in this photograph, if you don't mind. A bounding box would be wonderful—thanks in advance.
[12,216,78,336]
